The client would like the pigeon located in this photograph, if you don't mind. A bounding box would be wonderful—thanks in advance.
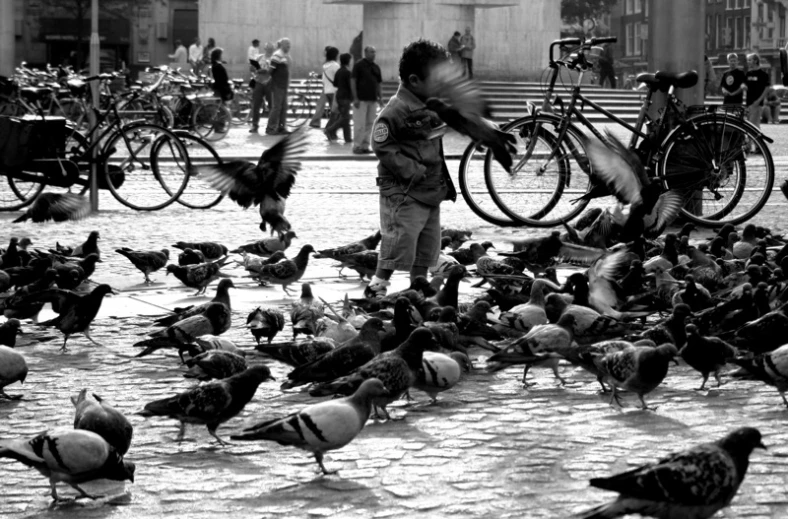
[1,238,21,268]
[0,318,23,347]
[256,337,336,368]
[231,378,387,475]
[199,129,308,237]
[333,250,378,280]
[139,365,274,445]
[447,241,494,265]
[166,258,229,295]
[115,248,169,284]
[282,317,386,389]
[183,350,248,381]
[177,248,206,266]
[231,231,298,256]
[134,302,232,359]
[12,192,91,223]
[0,429,135,502]
[172,241,228,260]
[0,268,58,321]
[55,230,101,260]
[679,324,737,390]
[254,244,315,295]
[152,278,235,328]
[49,253,100,290]
[425,61,516,173]
[71,389,133,456]
[594,343,679,410]
[246,306,285,345]
[0,269,9,292]
[308,328,438,420]
[413,351,472,403]
[314,230,382,260]
[731,343,788,406]
[0,345,27,399]
[32,284,115,352]
[441,228,473,250]
[578,427,766,519]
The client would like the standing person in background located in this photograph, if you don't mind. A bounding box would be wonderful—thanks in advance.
[720,53,746,106]
[459,26,476,78]
[189,37,203,76]
[744,52,770,147]
[202,38,216,78]
[249,42,275,133]
[324,52,353,144]
[168,39,188,67]
[447,31,463,65]
[350,31,363,65]
[309,46,341,129]
[210,48,232,103]
[703,55,717,98]
[265,37,292,136]
[351,45,383,154]
[597,42,616,89]
[765,87,781,124]
[248,39,260,65]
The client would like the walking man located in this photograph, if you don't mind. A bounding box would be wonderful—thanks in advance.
[188,37,203,76]
[168,40,188,67]
[459,26,476,78]
[249,42,275,133]
[265,38,292,135]
[351,45,382,154]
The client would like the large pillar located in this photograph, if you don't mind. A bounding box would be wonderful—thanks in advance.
[327,0,516,81]
[648,0,705,107]
[0,0,14,76]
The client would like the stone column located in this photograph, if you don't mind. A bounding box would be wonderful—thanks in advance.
[0,0,14,76]
[327,0,516,81]
[647,0,705,107]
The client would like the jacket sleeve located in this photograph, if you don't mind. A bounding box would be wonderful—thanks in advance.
[372,114,427,184]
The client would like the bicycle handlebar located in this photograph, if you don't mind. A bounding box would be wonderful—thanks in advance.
[589,36,617,45]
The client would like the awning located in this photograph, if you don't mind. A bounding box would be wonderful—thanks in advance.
[38,18,130,45]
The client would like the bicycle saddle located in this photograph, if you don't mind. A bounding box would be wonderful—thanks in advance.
[638,70,698,92]
[66,79,86,96]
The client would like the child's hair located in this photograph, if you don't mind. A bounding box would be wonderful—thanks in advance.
[727,52,738,61]
[747,52,760,65]
[326,46,339,62]
[399,39,449,83]
[339,52,351,66]
[210,47,223,63]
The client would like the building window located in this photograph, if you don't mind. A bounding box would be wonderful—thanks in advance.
[726,17,734,46]
[706,16,712,50]
[736,16,743,48]
[745,16,750,48]
[726,0,732,8]
[716,14,722,48]
[634,0,642,13]
[634,21,641,54]
[625,23,633,56]
[743,0,750,7]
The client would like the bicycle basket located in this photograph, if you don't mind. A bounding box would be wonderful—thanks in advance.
[0,116,34,168]
[685,104,746,120]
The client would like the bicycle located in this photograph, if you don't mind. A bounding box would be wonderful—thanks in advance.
[458,36,774,228]
[285,71,320,129]
[1,74,192,212]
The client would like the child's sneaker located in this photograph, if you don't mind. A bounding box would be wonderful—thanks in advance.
[364,280,390,299]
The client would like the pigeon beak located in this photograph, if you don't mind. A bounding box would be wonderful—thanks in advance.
[758,441,768,450]
[110,289,120,296]
[672,357,680,366]
[268,375,277,382]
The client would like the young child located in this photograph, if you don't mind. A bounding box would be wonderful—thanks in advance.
[365,39,457,297]
[720,53,746,106]
[745,53,770,130]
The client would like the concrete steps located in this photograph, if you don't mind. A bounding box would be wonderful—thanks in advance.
[291,80,786,125]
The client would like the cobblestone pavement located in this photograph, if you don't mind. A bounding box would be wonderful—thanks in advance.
[2,125,788,519]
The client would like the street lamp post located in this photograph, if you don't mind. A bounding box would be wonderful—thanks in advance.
[89,0,100,211]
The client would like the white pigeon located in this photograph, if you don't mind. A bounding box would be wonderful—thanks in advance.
[413,351,472,403]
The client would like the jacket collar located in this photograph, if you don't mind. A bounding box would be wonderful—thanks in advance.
[395,84,427,111]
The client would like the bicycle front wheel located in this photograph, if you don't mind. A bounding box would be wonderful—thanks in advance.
[484,116,591,227]
[1,174,44,211]
[151,131,224,209]
[286,93,312,129]
[659,115,774,226]
[192,102,232,141]
[101,123,190,211]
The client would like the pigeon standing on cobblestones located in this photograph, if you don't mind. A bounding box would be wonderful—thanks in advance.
[56,230,101,260]
[152,279,234,328]
[0,428,135,502]
[246,306,285,345]
[139,365,274,445]
[314,230,382,260]
[413,351,472,403]
[33,283,115,352]
[256,337,336,368]
[255,244,315,295]
[166,258,229,295]
[172,241,228,260]
[71,389,133,456]
[177,248,206,266]
[231,378,387,475]
[679,324,737,390]
[0,318,22,347]
[231,231,297,257]
[0,345,27,399]
[578,427,766,519]
[183,350,248,381]
[12,192,92,223]
[200,129,308,237]
[135,302,232,359]
[594,343,678,410]
[731,343,788,406]
[115,248,169,285]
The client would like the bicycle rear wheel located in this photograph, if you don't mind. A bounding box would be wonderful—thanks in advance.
[151,131,224,209]
[484,116,591,227]
[1,174,44,211]
[659,115,774,226]
[192,102,232,141]
[101,123,190,211]
[286,93,312,129]
[457,141,521,227]
[229,90,252,126]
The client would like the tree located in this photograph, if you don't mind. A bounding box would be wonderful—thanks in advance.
[561,0,618,27]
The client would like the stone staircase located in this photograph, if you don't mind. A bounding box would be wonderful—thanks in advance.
[293,80,785,125]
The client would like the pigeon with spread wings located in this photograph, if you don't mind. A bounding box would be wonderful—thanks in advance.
[199,129,308,237]
[425,61,516,173]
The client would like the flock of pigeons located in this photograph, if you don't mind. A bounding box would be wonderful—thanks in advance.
[2,64,788,518]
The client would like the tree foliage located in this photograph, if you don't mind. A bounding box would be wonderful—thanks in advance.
[561,0,619,26]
